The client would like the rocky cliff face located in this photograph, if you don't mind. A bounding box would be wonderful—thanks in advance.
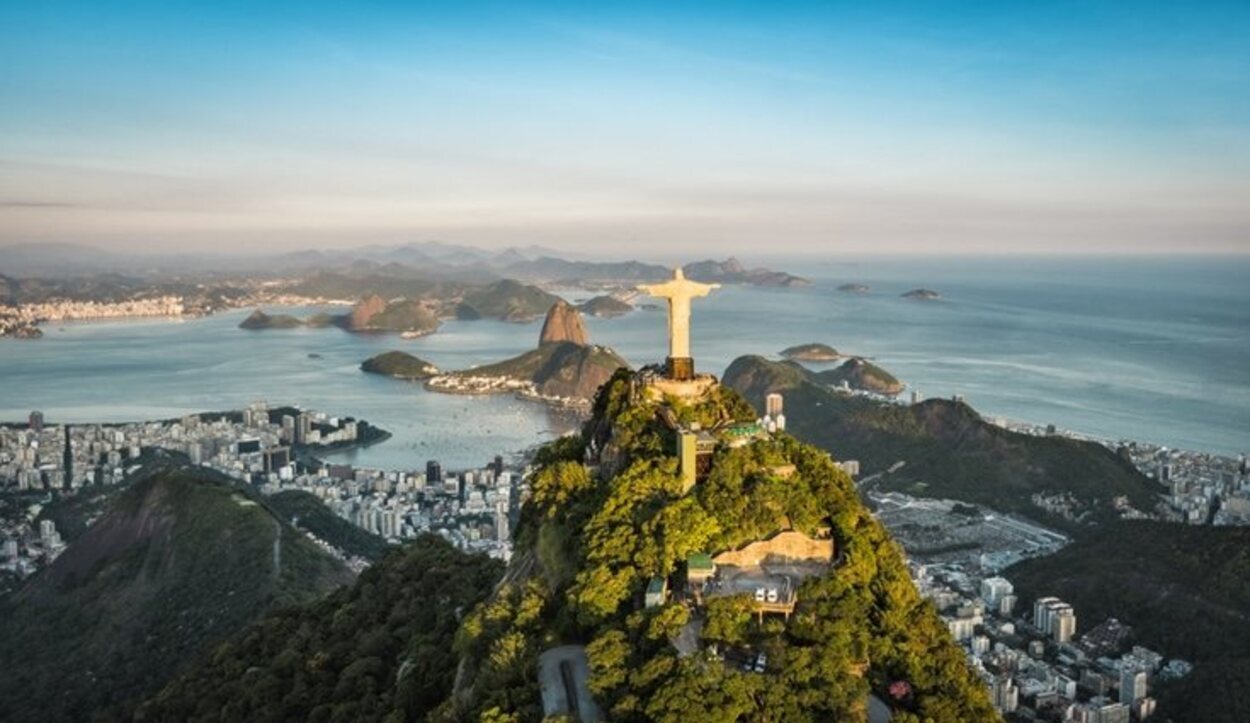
[348,294,387,330]
[538,299,589,346]
[533,343,628,400]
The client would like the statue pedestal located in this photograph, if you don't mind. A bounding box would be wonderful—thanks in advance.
[666,356,694,381]
[642,374,718,402]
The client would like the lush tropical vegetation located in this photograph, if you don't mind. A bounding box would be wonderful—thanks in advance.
[445,368,998,721]
[360,350,440,379]
[136,535,502,722]
[723,355,1162,530]
[0,465,353,723]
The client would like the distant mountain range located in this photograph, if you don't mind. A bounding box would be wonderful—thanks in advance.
[0,242,806,288]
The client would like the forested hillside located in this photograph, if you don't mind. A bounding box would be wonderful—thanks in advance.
[723,355,1162,529]
[1008,521,1250,723]
[442,369,997,722]
[0,465,353,723]
[135,535,503,722]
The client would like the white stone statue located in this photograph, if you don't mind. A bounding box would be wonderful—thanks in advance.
[638,267,719,362]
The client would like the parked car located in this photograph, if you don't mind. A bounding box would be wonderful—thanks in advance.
[754,586,766,602]
[766,587,779,603]
[754,652,768,673]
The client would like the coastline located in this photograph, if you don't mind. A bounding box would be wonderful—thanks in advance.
[2,264,1245,459]
[424,374,594,411]
[0,297,353,339]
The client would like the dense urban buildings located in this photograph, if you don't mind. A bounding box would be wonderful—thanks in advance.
[1,403,524,582]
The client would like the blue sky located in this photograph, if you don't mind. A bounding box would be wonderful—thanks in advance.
[1,1,1247,254]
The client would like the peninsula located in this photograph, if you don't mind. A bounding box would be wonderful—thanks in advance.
[424,299,629,406]
[815,357,904,395]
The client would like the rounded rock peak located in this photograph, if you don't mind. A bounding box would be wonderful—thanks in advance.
[348,294,387,329]
[539,298,588,346]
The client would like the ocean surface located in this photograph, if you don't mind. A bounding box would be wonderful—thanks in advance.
[1,256,1247,468]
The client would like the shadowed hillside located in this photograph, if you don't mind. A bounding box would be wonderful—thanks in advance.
[723,355,1163,529]
[267,489,392,563]
[0,465,353,723]
[1007,521,1250,723]
[134,535,503,723]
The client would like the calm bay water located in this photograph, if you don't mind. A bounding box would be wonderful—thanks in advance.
[1,256,1247,467]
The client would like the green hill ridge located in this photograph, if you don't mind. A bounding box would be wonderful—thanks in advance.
[441,368,997,722]
[722,355,1162,529]
[815,357,904,395]
[457,279,561,322]
[134,535,503,723]
[0,464,353,723]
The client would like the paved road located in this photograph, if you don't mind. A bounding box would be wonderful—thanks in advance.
[868,694,893,723]
[538,645,603,722]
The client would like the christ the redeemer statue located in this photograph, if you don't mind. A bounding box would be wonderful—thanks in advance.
[638,267,719,381]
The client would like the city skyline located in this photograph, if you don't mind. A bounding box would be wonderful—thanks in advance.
[3,1,1248,255]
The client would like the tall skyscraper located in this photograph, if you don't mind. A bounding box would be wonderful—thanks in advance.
[762,392,786,431]
[1052,605,1076,643]
[426,460,442,484]
[980,576,1014,608]
[495,501,510,542]
[243,401,268,429]
[1119,668,1147,704]
[28,410,44,432]
[991,676,1019,714]
[1034,596,1059,631]
[1033,597,1076,643]
[295,412,312,445]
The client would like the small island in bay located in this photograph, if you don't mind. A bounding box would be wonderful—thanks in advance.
[815,357,905,395]
[360,350,439,380]
[346,295,441,335]
[237,295,440,336]
[577,294,633,318]
[902,288,942,300]
[838,283,870,293]
[239,309,304,330]
[780,342,842,361]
